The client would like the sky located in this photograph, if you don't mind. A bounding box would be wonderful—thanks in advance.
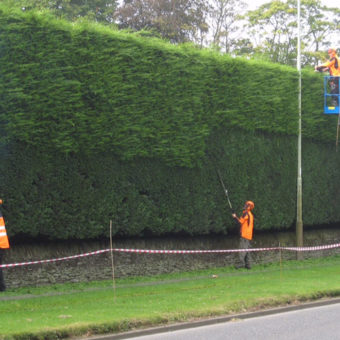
[246,0,340,10]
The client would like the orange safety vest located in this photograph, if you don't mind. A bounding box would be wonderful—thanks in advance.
[321,54,340,76]
[0,210,10,249]
[239,210,254,241]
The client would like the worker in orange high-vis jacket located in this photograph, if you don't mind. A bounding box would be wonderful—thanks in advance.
[315,48,340,77]
[315,48,340,106]
[0,199,10,291]
[232,201,254,269]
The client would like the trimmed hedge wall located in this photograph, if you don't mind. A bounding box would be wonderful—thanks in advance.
[0,6,339,240]
[2,129,340,240]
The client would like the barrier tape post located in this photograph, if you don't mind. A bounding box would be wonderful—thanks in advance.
[279,242,282,281]
[110,220,116,303]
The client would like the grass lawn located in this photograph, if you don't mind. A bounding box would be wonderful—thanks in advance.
[1,255,340,339]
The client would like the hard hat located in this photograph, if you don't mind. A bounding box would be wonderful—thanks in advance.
[328,48,336,54]
[245,200,254,210]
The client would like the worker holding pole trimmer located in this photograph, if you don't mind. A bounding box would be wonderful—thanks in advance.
[0,198,10,291]
[217,170,255,269]
[232,201,255,269]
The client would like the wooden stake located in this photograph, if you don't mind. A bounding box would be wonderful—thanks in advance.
[110,220,116,303]
[279,242,282,282]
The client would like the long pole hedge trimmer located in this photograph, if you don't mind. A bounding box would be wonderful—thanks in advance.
[217,169,234,213]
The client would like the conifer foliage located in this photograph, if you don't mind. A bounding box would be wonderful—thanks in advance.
[0,6,339,240]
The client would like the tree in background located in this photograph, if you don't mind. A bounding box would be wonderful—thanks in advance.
[243,0,340,66]
[114,0,209,44]
[245,0,297,65]
[208,0,246,54]
[302,0,340,65]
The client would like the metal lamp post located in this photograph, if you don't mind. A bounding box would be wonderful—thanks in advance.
[296,0,303,256]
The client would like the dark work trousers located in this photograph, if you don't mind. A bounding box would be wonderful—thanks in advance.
[239,237,251,269]
[0,249,6,291]
[330,77,339,105]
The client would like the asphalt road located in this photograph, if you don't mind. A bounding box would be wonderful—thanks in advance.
[86,299,340,340]
[125,302,340,340]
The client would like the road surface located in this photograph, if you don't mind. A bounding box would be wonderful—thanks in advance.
[124,302,340,340]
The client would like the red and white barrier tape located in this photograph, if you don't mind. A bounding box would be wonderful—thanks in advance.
[1,243,340,269]
[0,249,109,268]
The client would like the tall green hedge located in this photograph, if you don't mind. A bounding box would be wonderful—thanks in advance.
[0,5,339,240]
[2,129,340,240]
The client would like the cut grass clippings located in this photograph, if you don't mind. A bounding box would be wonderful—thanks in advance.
[1,255,340,340]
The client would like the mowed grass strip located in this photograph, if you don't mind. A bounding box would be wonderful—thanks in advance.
[1,255,340,340]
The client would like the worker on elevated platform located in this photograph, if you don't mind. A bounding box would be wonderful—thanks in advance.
[315,48,340,106]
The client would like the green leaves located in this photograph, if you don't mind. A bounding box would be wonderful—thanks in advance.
[0,6,333,168]
[1,6,339,240]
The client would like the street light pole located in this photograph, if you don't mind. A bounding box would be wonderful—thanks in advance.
[296,0,303,256]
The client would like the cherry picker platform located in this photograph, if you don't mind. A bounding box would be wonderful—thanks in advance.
[324,76,339,114]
